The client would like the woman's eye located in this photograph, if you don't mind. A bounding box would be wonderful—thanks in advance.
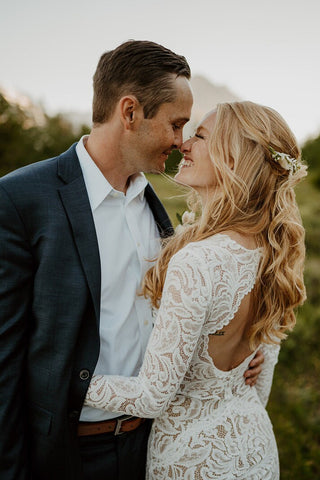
[195,133,204,139]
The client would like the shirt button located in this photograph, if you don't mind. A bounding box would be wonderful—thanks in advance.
[144,320,149,326]
[137,242,141,247]
[79,369,90,381]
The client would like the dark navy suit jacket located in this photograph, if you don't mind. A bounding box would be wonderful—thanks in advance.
[0,144,173,479]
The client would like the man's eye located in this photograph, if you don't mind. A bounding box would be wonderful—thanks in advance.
[173,124,182,130]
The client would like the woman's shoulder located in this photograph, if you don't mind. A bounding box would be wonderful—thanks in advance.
[180,232,260,254]
[196,233,262,261]
[169,233,262,272]
[168,241,207,268]
[215,231,258,250]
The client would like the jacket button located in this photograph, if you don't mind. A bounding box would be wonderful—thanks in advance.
[79,369,90,380]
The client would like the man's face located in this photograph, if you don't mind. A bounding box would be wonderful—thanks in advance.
[133,76,193,174]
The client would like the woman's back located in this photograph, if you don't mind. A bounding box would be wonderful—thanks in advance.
[173,234,268,397]
[206,231,258,372]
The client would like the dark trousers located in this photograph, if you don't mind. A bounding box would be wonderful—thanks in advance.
[78,419,152,480]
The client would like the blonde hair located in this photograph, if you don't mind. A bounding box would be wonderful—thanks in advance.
[143,101,307,348]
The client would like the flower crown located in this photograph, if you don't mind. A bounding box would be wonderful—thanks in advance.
[268,146,301,175]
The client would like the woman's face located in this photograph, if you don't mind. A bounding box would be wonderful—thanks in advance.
[175,110,217,196]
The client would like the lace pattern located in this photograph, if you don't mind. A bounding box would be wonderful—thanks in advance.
[85,234,280,479]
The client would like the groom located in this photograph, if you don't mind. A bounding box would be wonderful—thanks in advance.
[0,40,263,480]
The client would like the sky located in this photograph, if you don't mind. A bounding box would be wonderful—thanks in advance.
[1,0,319,143]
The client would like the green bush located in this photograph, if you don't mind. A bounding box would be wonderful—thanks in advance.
[0,93,89,176]
[302,133,320,188]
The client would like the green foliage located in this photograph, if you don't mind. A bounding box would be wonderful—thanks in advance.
[146,173,189,224]
[302,133,320,188]
[165,149,182,174]
[295,180,320,257]
[0,92,90,177]
[176,212,183,225]
[0,93,37,175]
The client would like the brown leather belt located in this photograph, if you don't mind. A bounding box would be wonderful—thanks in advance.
[78,415,146,436]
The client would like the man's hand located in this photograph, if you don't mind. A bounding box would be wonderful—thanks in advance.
[244,349,264,386]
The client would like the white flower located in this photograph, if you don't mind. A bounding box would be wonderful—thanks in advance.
[181,211,195,224]
[276,153,292,170]
[175,210,195,234]
[269,147,301,175]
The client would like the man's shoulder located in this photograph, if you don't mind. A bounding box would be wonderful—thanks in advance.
[0,144,78,190]
[1,156,57,180]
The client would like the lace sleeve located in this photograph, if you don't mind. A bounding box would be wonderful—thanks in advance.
[84,247,211,418]
[254,343,280,407]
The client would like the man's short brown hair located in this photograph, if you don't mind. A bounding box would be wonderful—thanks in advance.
[92,40,191,124]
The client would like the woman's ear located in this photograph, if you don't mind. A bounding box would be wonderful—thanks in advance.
[119,96,141,130]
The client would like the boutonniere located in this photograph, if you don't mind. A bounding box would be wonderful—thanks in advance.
[175,210,196,233]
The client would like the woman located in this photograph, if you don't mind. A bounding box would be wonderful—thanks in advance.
[85,101,307,479]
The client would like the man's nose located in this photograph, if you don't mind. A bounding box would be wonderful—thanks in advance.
[173,129,184,150]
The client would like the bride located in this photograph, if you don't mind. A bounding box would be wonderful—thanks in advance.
[84,101,306,479]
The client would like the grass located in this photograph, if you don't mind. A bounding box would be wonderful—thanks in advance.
[147,173,189,226]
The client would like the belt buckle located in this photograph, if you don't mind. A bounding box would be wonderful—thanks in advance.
[114,415,134,436]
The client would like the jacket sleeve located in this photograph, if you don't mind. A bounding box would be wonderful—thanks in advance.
[85,248,211,418]
[0,184,33,479]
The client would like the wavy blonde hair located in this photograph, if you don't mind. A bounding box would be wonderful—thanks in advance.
[143,101,307,348]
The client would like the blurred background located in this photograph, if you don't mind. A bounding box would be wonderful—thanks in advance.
[1,0,319,477]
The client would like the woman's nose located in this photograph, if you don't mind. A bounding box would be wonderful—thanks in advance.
[180,138,192,154]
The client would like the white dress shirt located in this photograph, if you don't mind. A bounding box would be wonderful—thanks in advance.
[76,136,161,421]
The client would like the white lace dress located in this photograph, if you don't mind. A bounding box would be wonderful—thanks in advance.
[85,234,280,479]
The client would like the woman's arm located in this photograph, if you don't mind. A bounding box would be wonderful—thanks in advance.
[85,248,210,418]
[254,343,280,407]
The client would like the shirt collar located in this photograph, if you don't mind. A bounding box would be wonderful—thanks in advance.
[76,135,148,210]
[126,173,148,203]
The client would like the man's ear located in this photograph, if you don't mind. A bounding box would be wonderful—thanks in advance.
[119,96,141,130]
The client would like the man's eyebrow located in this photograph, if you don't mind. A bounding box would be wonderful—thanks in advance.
[173,117,190,124]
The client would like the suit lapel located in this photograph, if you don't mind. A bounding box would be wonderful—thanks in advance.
[144,183,174,238]
[57,145,101,323]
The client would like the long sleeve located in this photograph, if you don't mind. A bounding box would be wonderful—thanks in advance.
[85,249,211,418]
[254,343,280,407]
[0,185,33,479]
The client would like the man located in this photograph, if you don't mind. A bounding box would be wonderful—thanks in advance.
[0,40,263,480]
